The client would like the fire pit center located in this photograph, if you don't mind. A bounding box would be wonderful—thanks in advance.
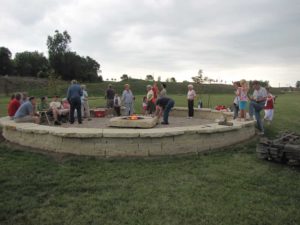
[123,115,145,120]
[109,115,157,128]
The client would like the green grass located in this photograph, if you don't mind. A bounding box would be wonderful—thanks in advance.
[0,93,300,225]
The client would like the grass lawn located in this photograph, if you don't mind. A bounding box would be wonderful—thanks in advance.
[0,93,300,225]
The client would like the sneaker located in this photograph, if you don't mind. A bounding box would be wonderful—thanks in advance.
[54,120,61,126]
[161,121,169,125]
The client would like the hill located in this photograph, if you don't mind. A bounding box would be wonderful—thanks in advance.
[0,76,285,97]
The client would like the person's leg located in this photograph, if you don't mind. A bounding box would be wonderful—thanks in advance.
[52,108,58,121]
[69,100,75,123]
[85,101,90,118]
[191,100,194,117]
[256,102,265,132]
[163,100,174,124]
[188,100,192,117]
[76,98,82,123]
[249,101,255,118]
[124,103,130,116]
[129,103,134,115]
[233,104,238,119]
[81,102,85,118]
[115,107,121,116]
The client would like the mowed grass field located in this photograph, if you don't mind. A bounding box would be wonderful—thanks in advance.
[0,93,300,225]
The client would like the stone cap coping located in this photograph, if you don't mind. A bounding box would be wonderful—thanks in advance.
[0,116,254,139]
[172,107,234,115]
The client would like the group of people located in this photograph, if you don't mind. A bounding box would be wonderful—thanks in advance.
[105,82,174,124]
[7,79,274,133]
[7,80,91,125]
[233,80,275,135]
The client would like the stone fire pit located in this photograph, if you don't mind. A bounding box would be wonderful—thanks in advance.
[108,115,158,128]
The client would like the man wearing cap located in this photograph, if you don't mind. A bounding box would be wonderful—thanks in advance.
[249,81,268,135]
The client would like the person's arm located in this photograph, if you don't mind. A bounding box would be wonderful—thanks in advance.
[257,89,268,102]
[155,105,163,119]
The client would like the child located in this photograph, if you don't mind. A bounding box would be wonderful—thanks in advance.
[264,87,275,124]
[237,79,248,121]
[233,81,241,119]
[142,96,148,115]
[113,93,121,116]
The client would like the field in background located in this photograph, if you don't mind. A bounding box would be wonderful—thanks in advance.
[0,93,299,225]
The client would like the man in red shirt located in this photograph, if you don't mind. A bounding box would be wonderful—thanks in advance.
[8,93,21,119]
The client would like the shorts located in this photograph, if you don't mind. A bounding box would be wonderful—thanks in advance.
[239,101,247,110]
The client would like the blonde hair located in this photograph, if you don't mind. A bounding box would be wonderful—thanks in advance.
[240,79,248,87]
[188,84,194,89]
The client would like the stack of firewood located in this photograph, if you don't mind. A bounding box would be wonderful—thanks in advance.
[256,132,300,166]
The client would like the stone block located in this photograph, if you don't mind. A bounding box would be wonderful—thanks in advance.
[105,143,146,157]
[103,129,140,138]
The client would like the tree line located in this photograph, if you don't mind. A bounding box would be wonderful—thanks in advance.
[0,30,102,82]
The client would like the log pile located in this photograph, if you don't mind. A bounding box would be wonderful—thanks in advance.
[256,132,300,166]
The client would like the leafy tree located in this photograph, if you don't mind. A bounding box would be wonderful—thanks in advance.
[47,30,71,78]
[296,81,300,88]
[145,74,154,81]
[47,30,71,55]
[14,51,49,77]
[46,30,100,81]
[0,47,14,75]
[192,69,204,84]
[121,74,129,81]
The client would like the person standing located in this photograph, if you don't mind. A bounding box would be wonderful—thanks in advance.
[249,80,268,135]
[155,97,175,125]
[81,85,91,120]
[105,84,115,109]
[187,84,196,118]
[237,79,248,121]
[8,93,21,119]
[232,81,241,119]
[159,83,167,97]
[122,84,134,116]
[67,80,83,124]
[113,93,121,116]
[264,87,275,124]
[152,81,159,102]
[146,85,155,115]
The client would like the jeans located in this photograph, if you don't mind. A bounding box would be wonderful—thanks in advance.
[249,100,265,132]
[233,103,239,119]
[188,99,194,117]
[124,102,134,115]
[163,100,175,123]
[70,97,82,123]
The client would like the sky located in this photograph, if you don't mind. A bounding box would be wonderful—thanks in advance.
[1,0,300,87]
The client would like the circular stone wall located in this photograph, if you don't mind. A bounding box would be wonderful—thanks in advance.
[0,108,255,157]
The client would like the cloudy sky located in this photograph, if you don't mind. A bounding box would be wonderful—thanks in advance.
[1,0,300,86]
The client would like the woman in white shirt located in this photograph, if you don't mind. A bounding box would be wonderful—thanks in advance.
[187,84,196,118]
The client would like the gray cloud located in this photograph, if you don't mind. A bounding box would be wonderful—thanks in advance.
[0,0,299,86]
